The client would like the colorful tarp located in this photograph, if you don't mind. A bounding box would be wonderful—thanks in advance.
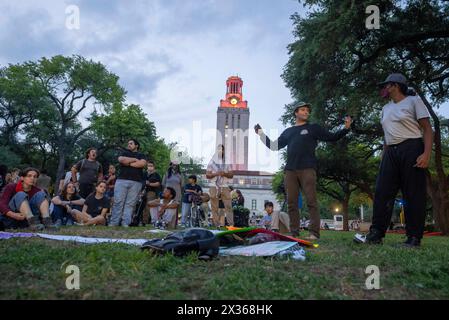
[216,227,317,248]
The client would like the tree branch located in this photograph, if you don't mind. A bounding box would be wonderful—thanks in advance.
[67,94,94,122]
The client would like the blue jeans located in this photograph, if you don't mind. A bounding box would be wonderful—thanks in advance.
[0,191,47,229]
[181,202,192,225]
[109,179,142,227]
[51,204,81,225]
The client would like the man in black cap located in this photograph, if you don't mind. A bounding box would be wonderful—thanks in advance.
[255,102,352,240]
[357,73,433,247]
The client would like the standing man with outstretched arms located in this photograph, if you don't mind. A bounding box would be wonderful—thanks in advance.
[255,101,352,239]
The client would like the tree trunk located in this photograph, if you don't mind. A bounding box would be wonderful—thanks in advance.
[55,150,66,196]
[416,89,449,235]
[431,178,449,235]
[54,126,67,195]
[342,195,350,231]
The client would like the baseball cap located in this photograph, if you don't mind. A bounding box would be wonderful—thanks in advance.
[378,73,407,87]
[293,101,311,114]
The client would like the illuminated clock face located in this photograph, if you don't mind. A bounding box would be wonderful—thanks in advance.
[230,98,238,105]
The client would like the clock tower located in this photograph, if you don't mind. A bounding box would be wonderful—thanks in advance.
[216,76,249,171]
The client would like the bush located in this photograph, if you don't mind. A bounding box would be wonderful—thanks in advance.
[233,206,250,227]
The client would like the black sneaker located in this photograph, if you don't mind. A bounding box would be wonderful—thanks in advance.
[365,228,384,244]
[403,236,421,248]
[354,228,383,244]
[42,217,59,231]
[27,216,45,232]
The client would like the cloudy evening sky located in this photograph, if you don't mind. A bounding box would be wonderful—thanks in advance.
[1,1,446,172]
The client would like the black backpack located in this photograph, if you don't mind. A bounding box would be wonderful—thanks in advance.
[141,228,220,260]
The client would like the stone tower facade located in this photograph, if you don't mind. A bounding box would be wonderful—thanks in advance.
[216,76,249,171]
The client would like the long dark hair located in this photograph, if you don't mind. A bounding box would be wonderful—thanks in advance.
[167,162,181,179]
[216,144,225,162]
[61,182,79,200]
[393,82,416,96]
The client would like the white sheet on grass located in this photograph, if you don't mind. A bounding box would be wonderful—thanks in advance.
[219,241,299,257]
[1,232,306,260]
[35,233,148,246]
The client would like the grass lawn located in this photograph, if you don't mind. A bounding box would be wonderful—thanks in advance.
[1,227,448,300]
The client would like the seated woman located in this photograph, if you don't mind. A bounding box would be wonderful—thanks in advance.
[147,187,179,229]
[51,182,85,226]
[67,181,110,226]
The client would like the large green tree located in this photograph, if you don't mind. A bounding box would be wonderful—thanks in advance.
[282,0,449,233]
[316,141,379,230]
[24,55,126,192]
[0,64,49,147]
[91,103,172,174]
[0,55,174,194]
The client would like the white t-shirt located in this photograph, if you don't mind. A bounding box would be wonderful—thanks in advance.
[207,158,232,188]
[63,171,79,186]
[381,96,430,145]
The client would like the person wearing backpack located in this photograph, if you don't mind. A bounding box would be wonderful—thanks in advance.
[71,148,103,199]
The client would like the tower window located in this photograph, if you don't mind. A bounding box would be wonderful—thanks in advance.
[252,200,257,210]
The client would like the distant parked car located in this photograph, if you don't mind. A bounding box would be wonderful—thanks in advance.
[334,215,344,231]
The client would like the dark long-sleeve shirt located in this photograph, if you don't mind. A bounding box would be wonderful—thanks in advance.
[259,123,349,170]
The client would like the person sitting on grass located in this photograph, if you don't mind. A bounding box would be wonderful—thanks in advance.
[147,187,179,229]
[51,182,85,227]
[66,181,110,226]
[0,167,57,231]
[259,202,291,234]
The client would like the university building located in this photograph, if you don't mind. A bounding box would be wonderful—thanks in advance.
[200,76,281,214]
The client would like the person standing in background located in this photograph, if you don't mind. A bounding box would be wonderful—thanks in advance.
[104,164,117,202]
[206,144,234,227]
[36,169,52,195]
[358,73,433,248]
[71,148,103,199]
[142,161,162,225]
[10,168,20,184]
[109,139,147,227]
